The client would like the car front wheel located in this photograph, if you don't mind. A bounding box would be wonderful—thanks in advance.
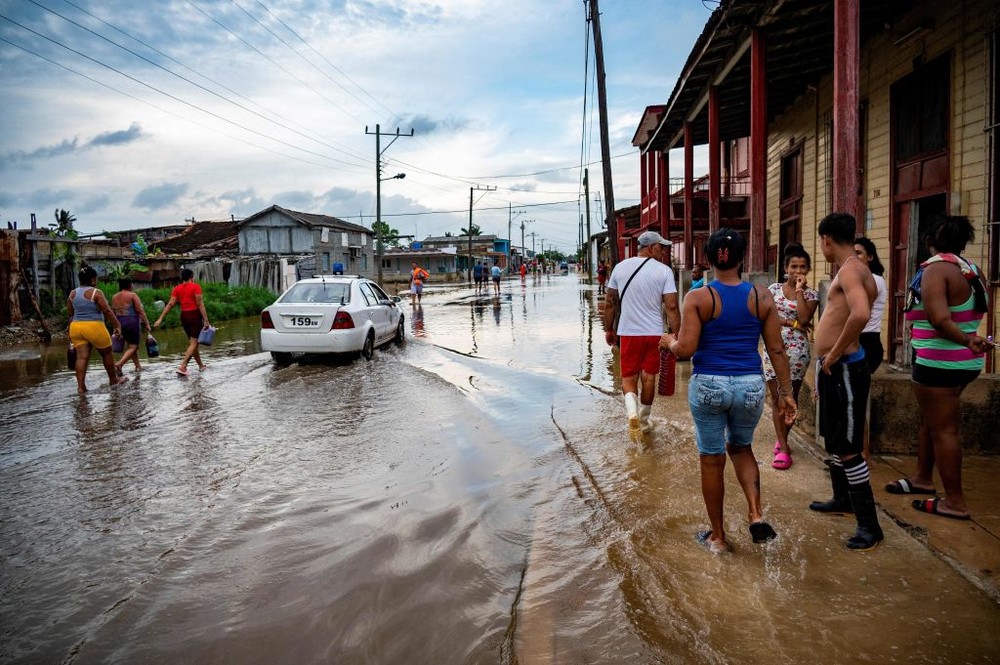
[394,317,405,345]
[361,330,375,360]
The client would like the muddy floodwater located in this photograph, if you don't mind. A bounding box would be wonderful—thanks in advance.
[1,274,998,664]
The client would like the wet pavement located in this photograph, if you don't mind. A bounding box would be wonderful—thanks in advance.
[1,273,998,664]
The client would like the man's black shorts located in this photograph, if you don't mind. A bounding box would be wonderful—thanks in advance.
[818,352,871,457]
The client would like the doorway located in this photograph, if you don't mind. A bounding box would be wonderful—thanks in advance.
[889,193,947,365]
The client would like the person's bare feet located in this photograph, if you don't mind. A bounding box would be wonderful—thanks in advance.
[111,376,128,386]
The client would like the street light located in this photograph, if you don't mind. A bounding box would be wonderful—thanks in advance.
[376,172,406,285]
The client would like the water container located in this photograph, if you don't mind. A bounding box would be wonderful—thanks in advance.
[67,342,77,368]
[657,348,676,396]
[111,332,124,353]
[197,326,216,346]
[145,334,159,358]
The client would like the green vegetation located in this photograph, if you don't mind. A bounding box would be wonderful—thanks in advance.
[93,281,276,329]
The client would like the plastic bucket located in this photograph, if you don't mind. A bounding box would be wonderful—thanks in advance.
[197,326,216,346]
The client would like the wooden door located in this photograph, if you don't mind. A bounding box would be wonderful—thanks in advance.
[890,201,912,365]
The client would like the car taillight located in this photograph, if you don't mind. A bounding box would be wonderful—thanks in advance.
[261,311,274,329]
[332,311,354,330]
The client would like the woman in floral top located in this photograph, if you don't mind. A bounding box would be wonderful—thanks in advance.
[762,243,819,469]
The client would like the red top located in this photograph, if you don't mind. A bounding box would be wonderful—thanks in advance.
[172,281,202,311]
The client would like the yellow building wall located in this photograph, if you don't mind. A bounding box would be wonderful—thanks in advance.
[762,0,997,371]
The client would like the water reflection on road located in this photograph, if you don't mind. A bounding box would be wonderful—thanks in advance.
[1,273,997,664]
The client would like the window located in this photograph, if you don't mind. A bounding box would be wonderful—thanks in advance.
[893,55,949,162]
[359,283,378,306]
[370,283,391,301]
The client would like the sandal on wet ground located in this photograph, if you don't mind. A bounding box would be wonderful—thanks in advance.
[749,521,778,543]
[176,368,189,376]
[885,479,936,495]
[912,497,970,520]
[696,530,732,554]
[772,452,793,470]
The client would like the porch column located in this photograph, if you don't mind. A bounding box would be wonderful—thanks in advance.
[833,0,861,230]
[658,150,670,238]
[750,28,768,273]
[684,122,695,269]
[640,153,649,214]
[708,85,721,234]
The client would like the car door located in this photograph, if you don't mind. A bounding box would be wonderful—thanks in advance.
[368,282,399,340]
[359,282,388,340]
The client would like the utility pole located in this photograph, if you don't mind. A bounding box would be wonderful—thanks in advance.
[468,184,496,283]
[520,218,533,269]
[508,203,524,272]
[584,167,593,282]
[366,124,414,285]
[589,0,618,265]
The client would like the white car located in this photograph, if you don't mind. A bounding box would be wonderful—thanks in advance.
[260,276,405,364]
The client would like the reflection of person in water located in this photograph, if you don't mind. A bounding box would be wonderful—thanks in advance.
[493,296,501,325]
[412,303,425,337]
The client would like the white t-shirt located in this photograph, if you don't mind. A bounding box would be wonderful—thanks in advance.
[863,274,886,334]
[607,256,677,335]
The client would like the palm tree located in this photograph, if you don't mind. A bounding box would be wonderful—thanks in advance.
[53,208,76,236]
[460,223,481,237]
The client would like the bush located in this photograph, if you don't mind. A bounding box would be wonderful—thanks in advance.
[92,281,276,329]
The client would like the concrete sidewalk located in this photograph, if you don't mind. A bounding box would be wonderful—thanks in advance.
[867,452,1000,602]
[650,361,1000,604]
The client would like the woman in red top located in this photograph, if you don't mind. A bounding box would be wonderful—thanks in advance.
[153,268,211,376]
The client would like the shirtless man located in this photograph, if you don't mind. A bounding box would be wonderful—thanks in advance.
[809,212,883,550]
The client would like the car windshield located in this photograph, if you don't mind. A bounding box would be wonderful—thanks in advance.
[280,282,350,304]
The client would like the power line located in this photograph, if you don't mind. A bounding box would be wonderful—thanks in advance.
[0,13,371,172]
[56,0,337,152]
[26,0,370,168]
[182,0,365,128]
[250,0,399,123]
[0,35,351,173]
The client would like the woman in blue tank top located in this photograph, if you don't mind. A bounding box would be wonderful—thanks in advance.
[661,228,798,554]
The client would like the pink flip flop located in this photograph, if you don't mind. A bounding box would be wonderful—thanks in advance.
[772,452,793,470]
[176,368,189,376]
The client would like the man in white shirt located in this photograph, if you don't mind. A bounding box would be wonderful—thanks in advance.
[603,231,681,440]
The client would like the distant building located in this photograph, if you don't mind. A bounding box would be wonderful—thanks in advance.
[383,247,458,276]
[237,205,375,278]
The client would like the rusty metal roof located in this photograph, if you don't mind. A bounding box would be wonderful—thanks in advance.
[645,0,915,152]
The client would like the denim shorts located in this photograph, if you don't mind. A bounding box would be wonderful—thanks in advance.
[688,373,766,455]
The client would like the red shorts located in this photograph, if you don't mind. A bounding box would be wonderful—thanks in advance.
[619,335,662,378]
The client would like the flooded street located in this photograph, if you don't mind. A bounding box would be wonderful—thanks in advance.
[1,274,998,664]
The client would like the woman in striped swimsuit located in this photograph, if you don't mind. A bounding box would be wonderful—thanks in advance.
[889,215,992,520]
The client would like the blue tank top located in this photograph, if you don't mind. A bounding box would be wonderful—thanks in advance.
[72,287,105,322]
[692,280,763,376]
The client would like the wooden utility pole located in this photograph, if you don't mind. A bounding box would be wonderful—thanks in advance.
[589,0,618,265]
[584,168,593,282]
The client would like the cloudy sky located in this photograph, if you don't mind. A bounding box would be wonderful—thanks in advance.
[0,0,713,254]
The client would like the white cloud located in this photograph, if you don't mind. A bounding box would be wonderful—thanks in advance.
[0,0,714,253]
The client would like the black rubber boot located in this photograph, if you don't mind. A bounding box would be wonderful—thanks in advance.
[846,485,884,551]
[809,463,854,514]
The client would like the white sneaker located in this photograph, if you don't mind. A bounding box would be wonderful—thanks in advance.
[639,404,654,433]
